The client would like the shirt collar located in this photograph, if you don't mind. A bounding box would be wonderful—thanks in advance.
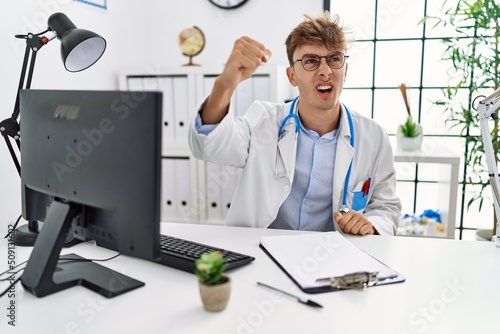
[297,106,341,141]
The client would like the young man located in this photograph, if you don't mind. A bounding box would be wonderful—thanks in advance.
[188,11,401,235]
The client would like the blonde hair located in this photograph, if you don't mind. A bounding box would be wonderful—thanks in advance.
[285,11,351,66]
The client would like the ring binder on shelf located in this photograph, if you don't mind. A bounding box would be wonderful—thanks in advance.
[259,231,405,294]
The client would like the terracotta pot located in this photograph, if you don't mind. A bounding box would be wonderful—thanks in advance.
[198,275,231,312]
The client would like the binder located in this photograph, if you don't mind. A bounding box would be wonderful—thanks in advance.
[158,77,175,143]
[235,77,253,117]
[127,77,145,91]
[172,76,189,143]
[142,76,160,92]
[221,165,240,219]
[161,158,178,222]
[202,75,216,97]
[175,158,191,222]
[252,75,271,101]
[260,231,405,294]
[206,162,223,223]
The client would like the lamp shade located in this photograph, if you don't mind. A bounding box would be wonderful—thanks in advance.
[47,12,106,72]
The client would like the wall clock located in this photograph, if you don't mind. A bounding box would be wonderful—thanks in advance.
[208,0,249,10]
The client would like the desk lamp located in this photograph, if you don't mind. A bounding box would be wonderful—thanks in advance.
[477,87,500,247]
[0,12,106,246]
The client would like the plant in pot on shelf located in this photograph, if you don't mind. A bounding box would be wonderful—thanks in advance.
[397,83,423,151]
[421,0,500,240]
[195,251,231,312]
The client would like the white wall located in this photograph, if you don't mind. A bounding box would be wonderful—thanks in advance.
[0,0,322,225]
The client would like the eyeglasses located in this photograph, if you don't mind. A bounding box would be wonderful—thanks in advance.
[293,52,349,71]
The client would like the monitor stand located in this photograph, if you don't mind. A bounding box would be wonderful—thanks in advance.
[20,201,144,298]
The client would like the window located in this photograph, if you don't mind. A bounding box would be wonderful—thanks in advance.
[325,0,490,240]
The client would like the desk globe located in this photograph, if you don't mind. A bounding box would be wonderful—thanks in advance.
[178,26,205,66]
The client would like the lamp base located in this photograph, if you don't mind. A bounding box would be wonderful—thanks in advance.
[13,220,81,248]
[14,221,40,246]
[493,235,500,248]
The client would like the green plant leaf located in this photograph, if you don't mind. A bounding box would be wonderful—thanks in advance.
[400,116,421,137]
[194,251,227,285]
[421,0,500,211]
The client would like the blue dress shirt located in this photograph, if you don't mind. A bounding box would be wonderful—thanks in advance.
[269,121,339,231]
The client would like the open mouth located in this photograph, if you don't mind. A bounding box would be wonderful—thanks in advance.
[316,84,333,94]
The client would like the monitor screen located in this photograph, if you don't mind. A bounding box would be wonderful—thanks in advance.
[19,89,162,297]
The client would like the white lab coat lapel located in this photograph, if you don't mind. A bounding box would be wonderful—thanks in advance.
[275,101,296,182]
[277,130,297,178]
[332,105,355,210]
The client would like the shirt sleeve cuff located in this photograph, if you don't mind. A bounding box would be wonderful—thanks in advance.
[194,113,218,135]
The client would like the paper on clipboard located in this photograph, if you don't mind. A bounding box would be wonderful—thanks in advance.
[259,231,404,293]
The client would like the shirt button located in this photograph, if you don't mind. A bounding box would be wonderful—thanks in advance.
[312,172,318,178]
[282,185,290,192]
[304,200,309,206]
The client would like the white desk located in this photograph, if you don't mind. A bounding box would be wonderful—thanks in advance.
[1,222,499,334]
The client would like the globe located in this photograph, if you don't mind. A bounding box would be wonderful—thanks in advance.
[178,26,205,66]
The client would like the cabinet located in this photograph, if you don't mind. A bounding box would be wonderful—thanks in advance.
[119,65,291,224]
[393,146,460,239]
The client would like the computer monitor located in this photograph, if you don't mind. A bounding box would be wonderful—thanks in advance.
[19,89,162,298]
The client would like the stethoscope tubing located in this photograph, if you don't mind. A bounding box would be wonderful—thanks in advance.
[278,97,300,138]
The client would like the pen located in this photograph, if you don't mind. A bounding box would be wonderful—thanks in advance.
[256,282,323,308]
[362,177,371,196]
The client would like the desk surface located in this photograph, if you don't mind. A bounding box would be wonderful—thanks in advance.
[1,222,499,334]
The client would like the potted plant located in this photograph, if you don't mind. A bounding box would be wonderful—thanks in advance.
[397,83,423,151]
[421,0,500,239]
[195,251,231,312]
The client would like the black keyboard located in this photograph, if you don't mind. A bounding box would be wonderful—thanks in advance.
[157,234,255,273]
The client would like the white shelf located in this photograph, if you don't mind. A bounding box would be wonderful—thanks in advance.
[394,146,460,164]
[393,145,460,239]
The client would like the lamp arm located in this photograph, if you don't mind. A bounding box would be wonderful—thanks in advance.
[480,87,500,105]
[0,31,52,178]
[10,32,51,121]
[1,131,20,175]
[477,95,500,247]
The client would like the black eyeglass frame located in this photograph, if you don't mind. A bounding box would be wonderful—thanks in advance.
[293,52,349,71]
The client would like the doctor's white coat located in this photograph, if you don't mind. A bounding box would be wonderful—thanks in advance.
[188,100,401,235]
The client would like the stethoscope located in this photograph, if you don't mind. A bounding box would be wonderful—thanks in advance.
[275,96,355,214]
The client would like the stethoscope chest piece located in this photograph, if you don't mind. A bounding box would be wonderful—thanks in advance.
[339,207,350,215]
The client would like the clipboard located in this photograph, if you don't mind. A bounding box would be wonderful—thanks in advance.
[259,231,405,294]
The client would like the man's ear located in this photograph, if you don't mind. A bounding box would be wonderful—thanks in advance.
[344,62,349,82]
[286,67,298,87]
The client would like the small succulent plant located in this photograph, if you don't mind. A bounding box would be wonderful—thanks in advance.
[399,83,421,138]
[195,251,227,285]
